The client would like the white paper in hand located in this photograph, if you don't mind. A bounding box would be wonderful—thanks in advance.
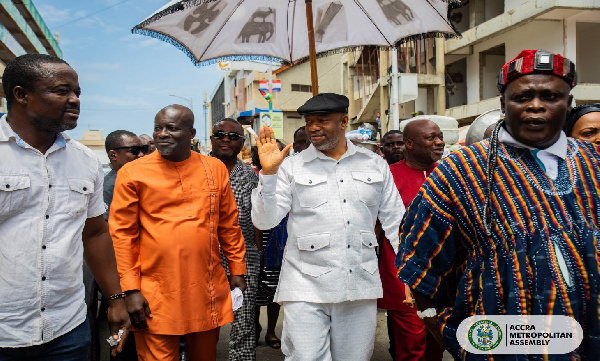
[106,329,124,347]
[231,287,244,311]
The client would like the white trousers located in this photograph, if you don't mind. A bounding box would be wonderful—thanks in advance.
[280,300,377,361]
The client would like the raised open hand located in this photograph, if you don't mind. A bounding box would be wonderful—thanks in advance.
[255,125,292,175]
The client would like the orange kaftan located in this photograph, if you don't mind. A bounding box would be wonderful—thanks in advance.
[109,151,247,335]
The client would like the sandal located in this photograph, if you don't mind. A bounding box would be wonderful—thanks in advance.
[265,336,281,349]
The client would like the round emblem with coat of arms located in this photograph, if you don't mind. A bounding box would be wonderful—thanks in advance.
[468,319,503,351]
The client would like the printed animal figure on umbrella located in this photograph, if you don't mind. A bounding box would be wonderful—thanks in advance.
[378,0,414,25]
[183,1,224,35]
[238,7,275,43]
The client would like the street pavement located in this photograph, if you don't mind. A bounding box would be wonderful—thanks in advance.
[101,308,454,360]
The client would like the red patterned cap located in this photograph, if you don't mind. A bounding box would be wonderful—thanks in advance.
[497,50,577,92]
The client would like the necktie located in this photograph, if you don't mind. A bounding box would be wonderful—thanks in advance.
[530,149,546,172]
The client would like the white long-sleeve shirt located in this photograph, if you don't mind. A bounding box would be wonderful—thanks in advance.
[252,140,404,303]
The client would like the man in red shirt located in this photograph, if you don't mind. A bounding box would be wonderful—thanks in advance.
[378,119,445,360]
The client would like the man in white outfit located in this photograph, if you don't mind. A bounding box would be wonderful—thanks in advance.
[252,93,404,361]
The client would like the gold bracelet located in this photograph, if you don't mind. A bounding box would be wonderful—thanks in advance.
[109,292,127,300]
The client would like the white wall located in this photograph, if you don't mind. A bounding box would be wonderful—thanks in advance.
[505,0,529,11]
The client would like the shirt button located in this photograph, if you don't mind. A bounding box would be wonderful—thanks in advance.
[347,245,350,249]
[310,245,314,249]
[5,184,9,189]
[340,179,344,183]
[49,185,52,188]
[42,245,47,249]
[369,243,372,246]
[41,307,46,312]
[347,221,350,224]
[343,199,346,203]
[45,215,49,219]
[308,180,312,184]
[82,187,87,191]
[42,276,46,281]
[367,178,371,182]
[349,269,352,273]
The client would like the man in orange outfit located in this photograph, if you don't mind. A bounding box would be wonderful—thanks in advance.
[110,104,247,360]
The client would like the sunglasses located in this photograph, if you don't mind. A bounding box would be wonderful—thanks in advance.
[212,131,243,141]
[112,145,149,156]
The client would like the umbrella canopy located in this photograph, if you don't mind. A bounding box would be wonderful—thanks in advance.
[133,0,456,64]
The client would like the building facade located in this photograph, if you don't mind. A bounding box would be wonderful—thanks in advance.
[444,0,600,124]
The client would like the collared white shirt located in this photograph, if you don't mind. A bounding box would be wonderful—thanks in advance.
[0,115,106,346]
[252,140,404,303]
[498,128,567,179]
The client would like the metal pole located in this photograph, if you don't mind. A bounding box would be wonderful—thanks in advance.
[305,0,319,95]
[391,47,400,130]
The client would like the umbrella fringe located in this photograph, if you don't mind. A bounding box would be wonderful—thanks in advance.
[194,56,289,67]
[134,0,219,30]
[132,27,288,66]
[132,28,201,65]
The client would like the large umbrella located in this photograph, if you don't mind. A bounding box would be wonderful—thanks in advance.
[133,0,456,95]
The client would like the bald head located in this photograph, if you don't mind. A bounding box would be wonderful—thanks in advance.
[156,104,194,128]
[403,119,438,140]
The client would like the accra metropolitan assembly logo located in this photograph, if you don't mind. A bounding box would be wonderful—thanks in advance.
[468,319,503,351]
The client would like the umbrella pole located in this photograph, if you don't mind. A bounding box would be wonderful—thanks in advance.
[305,0,319,95]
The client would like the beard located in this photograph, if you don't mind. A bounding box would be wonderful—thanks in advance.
[313,135,340,152]
[31,113,77,133]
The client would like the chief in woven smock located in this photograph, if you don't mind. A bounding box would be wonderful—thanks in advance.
[397,50,600,360]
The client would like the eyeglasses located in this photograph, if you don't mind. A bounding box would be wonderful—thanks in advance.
[112,145,149,156]
[212,131,243,141]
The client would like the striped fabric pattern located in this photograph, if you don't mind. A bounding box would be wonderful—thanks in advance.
[397,139,600,360]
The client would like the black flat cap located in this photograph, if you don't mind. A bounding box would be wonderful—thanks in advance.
[297,93,349,115]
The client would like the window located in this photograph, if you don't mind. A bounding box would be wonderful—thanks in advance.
[292,84,312,93]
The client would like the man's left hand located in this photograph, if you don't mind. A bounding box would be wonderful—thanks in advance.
[229,275,247,292]
[107,298,131,357]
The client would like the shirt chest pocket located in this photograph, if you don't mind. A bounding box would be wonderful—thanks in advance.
[0,175,31,221]
[297,232,332,277]
[294,174,328,208]
[67,178,94,217]
[351,172,383,206]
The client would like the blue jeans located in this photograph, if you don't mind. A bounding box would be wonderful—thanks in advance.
[0,318,90,361]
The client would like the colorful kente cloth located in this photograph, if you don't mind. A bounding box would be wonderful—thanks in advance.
[397,139,600,360]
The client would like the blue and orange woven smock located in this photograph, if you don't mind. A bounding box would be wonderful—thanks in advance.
[397,139,600,360]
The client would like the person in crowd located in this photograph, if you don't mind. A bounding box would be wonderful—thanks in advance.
[138,134,155,153]
[110,105,247,360]
[380,130,405,165]
[253,139,295,350]
[252,93,404,360]
[210,118,260,361]
[292,126,310,154]
[379,119,445,361]
[564,103,600,145]
[0,54,130,359]
[396,50,600,359]
[104,130,146,220]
